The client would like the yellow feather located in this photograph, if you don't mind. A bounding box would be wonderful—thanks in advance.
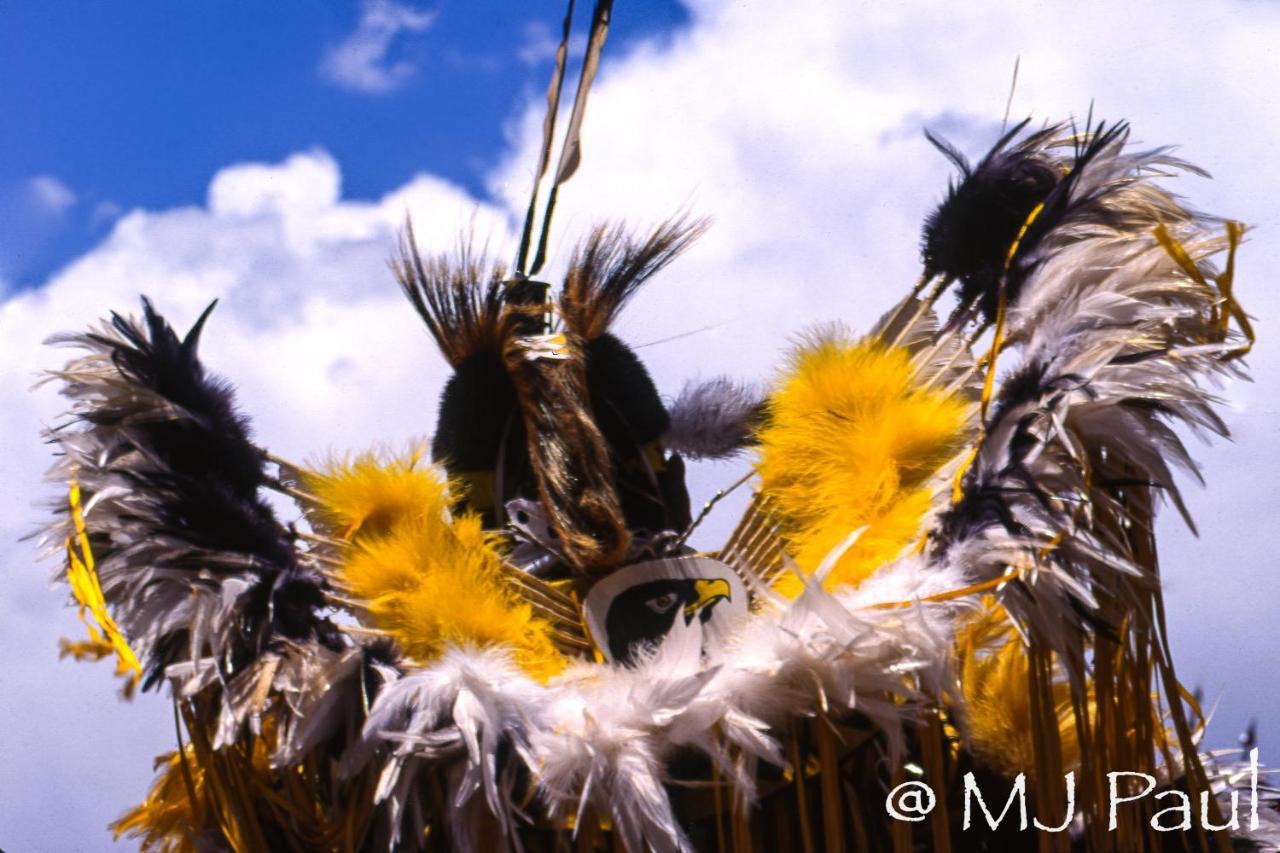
[957,602,1084,780]
[755,333,967,594]
[112,746,210,852]
[302,450,567,682]
[302,444,443,539]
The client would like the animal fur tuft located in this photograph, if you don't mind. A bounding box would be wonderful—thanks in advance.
[305,449,567,681]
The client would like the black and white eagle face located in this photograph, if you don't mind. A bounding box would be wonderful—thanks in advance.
[603,577,731,664]
[582,557,748,667]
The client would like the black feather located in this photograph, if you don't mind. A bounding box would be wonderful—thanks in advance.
[560,217,708,341]
[393,221,510,368]
[90,297,266,500]
[1005,119,1130,272]
[81,298,336,682]
[923,128,972,177]
[923,118,1134,322]
[921,119,1064,321]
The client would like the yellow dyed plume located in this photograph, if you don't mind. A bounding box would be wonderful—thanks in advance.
[302,450,566,682]
[112,746,211,852]
[303,443,442,539]
[957,603,1083,780]
[755,332,967,595]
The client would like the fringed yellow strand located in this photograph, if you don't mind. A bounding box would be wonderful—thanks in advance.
[62,479,141,697]
[1217,221,1254,358]
[1152,220,1254,360]
[950,445,979,505]
[977,197,1042,417]
[979,285,1008,423]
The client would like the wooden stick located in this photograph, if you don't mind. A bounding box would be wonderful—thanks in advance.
[293,528,348,550]
[263,477,322,507]
[677,470,754,548]
[879,273,933,349]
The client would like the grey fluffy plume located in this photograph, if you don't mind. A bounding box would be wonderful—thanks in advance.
[663,376,763,460]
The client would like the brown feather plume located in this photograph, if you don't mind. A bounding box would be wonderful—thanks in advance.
[393,218,510,367]
[559,216,708,340]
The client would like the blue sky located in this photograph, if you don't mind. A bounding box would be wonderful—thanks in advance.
[3,0,1280,848]
[0,0,686,288]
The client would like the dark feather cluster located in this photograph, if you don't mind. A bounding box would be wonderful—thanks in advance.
[51,298,335,689]
[92,300,294,569]
[393,221,511,368]
[922,118,1129,321]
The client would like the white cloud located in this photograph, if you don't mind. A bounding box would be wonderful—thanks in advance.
[5,0,1280,845]
[320,0,436,94]
[26,175,76,215]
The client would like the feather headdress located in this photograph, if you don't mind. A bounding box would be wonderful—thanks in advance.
[33,15,1275,849]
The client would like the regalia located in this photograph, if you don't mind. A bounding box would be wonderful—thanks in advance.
[38,2,1277,850]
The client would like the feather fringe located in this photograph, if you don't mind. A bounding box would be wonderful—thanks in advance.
[40,298,332,700]
[393,220,511,368]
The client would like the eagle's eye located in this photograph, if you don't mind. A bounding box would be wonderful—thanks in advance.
[645,593,678,613]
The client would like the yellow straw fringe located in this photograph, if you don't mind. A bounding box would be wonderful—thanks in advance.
[957,602,1085,781]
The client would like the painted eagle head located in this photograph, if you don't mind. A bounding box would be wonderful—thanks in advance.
[603,577,731,665]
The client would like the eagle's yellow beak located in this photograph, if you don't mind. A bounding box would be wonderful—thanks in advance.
[684,578,731,618]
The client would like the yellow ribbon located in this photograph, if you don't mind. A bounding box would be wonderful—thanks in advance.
[1152,220,1254,360]
[63,479,141,697]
